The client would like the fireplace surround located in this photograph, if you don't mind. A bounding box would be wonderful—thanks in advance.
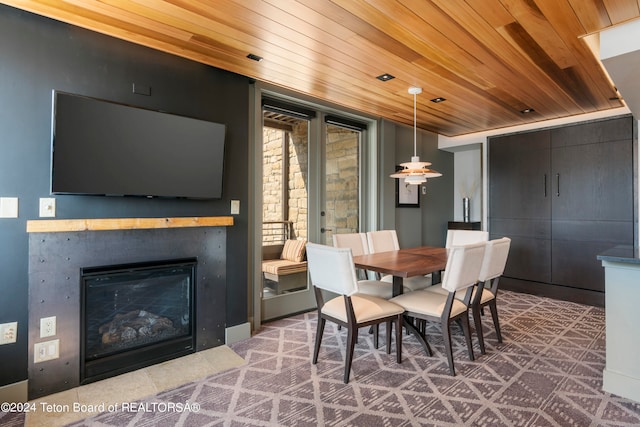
[27,217,231,399]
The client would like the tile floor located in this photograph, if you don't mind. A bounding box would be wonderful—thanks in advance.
[24,345,245,427]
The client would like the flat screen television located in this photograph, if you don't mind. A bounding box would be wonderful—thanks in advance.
[50,91,226,199]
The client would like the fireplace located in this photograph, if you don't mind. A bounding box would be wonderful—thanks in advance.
[80,258,197,384]
[28,219,229,399]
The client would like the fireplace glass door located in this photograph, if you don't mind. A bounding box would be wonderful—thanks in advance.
[81,258,196,384]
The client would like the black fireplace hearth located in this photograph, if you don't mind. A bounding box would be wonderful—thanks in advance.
[80,258,197,384]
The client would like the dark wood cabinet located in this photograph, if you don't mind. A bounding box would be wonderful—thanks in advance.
[489,130,551,220]
[448,221,481,230]
[489,115,635,306]
[489,130,552,285]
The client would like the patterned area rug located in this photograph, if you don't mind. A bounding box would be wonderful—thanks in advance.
[5,290,639,426]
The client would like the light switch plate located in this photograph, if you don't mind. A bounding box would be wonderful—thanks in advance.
[34,339,59,363]
[0,197,18,218]
[231,200,240,215]
[39,198,56,218]
[0,322,18,345]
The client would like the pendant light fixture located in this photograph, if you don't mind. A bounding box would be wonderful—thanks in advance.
[390,87,442,185]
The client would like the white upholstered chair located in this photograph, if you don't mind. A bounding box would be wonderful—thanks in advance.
[426,228,489,294]
[446,229,489,248]
[390,242,486,376]
[366,229,400,253]
[333,232,398,299]
[306,243,404,383]
[333,232,371,281]
[366,230,432,291]
[471,237,511,354]
[333,233,370,258]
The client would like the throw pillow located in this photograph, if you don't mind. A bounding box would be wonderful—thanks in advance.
[281,239,306,262]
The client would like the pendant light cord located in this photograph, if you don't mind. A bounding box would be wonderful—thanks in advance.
[413,91,417,157]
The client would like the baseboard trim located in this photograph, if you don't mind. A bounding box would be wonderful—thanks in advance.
[225,322,251,344]
[603,368,640,404]
[0,380,28,404]
[501,277,604,307]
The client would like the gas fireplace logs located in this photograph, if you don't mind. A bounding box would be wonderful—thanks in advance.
[99,310,177,346]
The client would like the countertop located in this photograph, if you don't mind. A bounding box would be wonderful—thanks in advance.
[597,245,640,264]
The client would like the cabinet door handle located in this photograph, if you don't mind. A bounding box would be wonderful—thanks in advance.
[556,173,560,197]
[543,174,547,197]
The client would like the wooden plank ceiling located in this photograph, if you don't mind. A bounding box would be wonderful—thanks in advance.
[3,0,639,136]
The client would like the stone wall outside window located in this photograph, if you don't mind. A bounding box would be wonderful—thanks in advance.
[262,122,358,244]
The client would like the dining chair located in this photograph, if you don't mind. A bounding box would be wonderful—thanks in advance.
[428,229,487,289]
[390,241,486,376]
[471,237,511,354]
[333,232,372,279]
[366,229,400,252]
[366,230,432,291]
[333,232,402,299]
[445,229,489,248]
[306,243,404,383]
[426,236,511,355]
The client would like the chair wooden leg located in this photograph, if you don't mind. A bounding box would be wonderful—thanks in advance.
[373,324,379,349]
[313,317,326,364]
[395,315,402,363]
[386,321,392,354]
[344,325,357,383]
[442,319,456,376]
[418,319,426,334]
[460,314,475,362]
[404,316,411,335]
[472,305,486,355]
[489,301,503,343]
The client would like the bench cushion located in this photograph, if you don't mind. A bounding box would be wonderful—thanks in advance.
[262,259,308,276]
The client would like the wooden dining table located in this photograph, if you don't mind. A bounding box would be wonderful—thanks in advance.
[352,246,448,356]
[352,246,447,297]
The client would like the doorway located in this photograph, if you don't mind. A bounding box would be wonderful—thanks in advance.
[258,98,366,322]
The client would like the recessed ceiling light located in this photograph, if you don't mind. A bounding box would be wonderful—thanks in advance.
[430,97,446,103]
[376,73,395,82]
[520,108,535,114]
[247,53,263,62]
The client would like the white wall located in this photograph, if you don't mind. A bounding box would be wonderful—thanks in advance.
[453,147,482,223]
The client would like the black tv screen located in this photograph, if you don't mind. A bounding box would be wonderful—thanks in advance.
[51,91,226,199]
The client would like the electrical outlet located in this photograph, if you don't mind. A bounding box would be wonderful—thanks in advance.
[40,316,56,338]
[34,339,59,363]
[0,322,18,345]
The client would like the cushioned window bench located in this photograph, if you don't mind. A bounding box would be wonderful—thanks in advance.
[262,239,307,295]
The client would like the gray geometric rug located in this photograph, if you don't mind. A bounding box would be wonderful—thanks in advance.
[21,290,640,425]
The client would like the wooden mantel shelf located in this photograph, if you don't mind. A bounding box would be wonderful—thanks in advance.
[26,216,234,233]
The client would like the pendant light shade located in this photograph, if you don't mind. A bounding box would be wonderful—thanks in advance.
[390,87,442,184]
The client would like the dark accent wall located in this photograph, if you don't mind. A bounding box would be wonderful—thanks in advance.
[418,130,454,247]
[0,5,249,387]
[389,122,454,247]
